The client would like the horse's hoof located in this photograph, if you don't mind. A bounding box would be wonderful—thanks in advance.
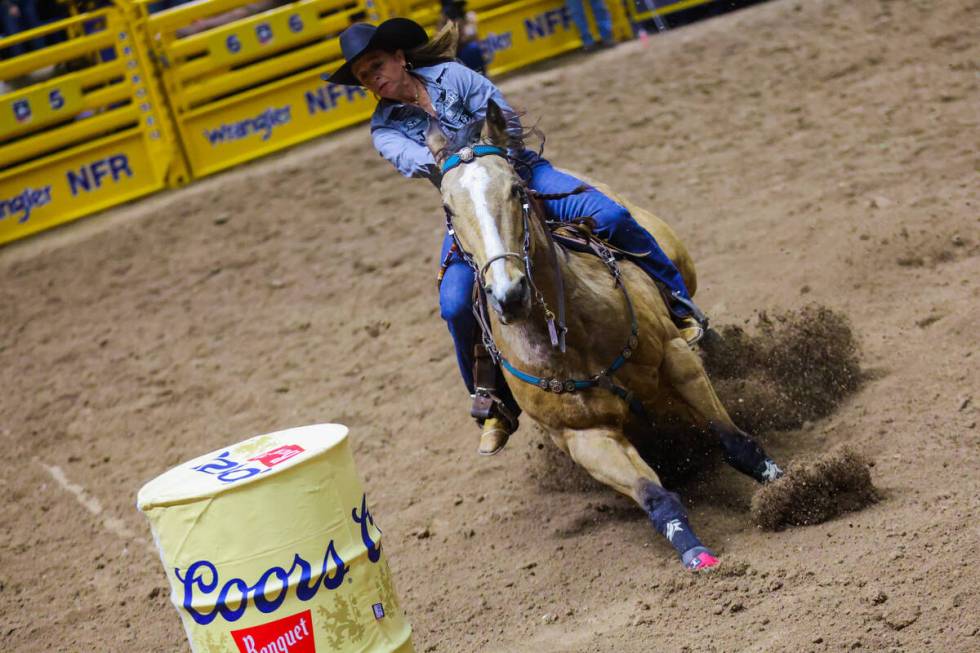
[682,547,720,571]
[478,418,512,456]
[698,326,724,350]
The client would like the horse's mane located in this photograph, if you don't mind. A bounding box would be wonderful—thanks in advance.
[435,108,545,167]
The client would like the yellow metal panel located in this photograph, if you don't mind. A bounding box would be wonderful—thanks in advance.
[628,0,716,22]
[474,0,590,76]
[0,78,83,141]
[83,84,135,111]
[0,30,117,81]
[143,0,258,32]
[0,130,161,245]
[0,2,184,245]
[182,38,342,106]
[1,106,141,176]
[0,8,113,51]
[176,70,377,177]
[175,9,354,84]
[138,0,382,178]
[205,4,323,65]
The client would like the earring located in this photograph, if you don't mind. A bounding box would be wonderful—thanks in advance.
[405,61,414,71]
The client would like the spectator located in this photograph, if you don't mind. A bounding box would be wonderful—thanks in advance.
[440,0,485,73]
[175,0,284,38]
[565,0,613,51]
[1,0,45,57]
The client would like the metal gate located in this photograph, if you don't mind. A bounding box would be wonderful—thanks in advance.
[137,0,380,178]
[0,0,183,245]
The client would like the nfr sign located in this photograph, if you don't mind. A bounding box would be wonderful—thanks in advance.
[67,154,134,197]
[524,7,574,40]
[305,83,368,115]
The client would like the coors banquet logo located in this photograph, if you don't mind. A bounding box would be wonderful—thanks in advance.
[231,609,315,653]
[175,494,382,627]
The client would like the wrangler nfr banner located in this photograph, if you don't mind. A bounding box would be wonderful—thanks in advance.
[138,0,380,178]
[0,1,183,246]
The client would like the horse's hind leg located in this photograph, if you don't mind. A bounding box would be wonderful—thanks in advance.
[563,427,719,570]
[661,339,784,484]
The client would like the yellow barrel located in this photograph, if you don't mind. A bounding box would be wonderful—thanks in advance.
[137,424,413,653]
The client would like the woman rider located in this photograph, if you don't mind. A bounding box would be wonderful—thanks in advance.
[325,18,707,456]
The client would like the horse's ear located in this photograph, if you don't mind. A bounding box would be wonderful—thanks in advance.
[480,99,509,148]
[426,119,450,164]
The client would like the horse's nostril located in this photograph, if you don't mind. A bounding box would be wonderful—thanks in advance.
[498,277,528,313]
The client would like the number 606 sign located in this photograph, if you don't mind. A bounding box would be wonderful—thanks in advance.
[211,6,317,64]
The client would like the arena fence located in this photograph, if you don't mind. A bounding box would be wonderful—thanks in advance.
[2,0,635,245]
[626,0,717,25]
[135,0,382,178]
[384,0,631,76]
[0,0,183,246]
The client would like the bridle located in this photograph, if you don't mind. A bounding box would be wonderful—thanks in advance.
[441,144,569,354]
[440,144,649,418]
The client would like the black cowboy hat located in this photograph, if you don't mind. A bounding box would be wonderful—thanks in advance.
[322,18,429,86]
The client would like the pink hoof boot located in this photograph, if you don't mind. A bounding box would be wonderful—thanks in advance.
[682,547,720,571]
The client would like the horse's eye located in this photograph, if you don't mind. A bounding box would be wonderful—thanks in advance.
[510,185,521,198]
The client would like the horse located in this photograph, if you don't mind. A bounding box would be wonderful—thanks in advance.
[428,100,786,571]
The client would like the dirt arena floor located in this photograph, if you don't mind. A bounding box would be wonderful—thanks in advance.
[2,0,978,651]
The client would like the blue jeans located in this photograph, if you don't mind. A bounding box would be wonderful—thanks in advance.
[457,41,486,74]
[438,157,695,403]
[566,0,613,46]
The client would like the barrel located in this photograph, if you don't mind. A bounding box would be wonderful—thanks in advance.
[137,423,414,653]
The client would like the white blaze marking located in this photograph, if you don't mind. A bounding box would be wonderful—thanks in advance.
[459,164,513,295]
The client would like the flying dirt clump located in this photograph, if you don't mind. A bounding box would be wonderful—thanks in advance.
[751,446,879,530]
[528,305,864,492]
[702,304,862,433]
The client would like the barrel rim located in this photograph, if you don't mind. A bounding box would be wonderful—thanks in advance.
[136,422,349,511]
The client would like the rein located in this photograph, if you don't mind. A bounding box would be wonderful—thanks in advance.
[441,145,647,413]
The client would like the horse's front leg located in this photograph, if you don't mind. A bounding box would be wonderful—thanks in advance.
[661,338,784,483]
[562,426,720,571]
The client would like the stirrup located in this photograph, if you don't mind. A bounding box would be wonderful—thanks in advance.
[471,389,519,432]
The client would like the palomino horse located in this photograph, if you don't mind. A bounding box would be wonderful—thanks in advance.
[429,101,785,571]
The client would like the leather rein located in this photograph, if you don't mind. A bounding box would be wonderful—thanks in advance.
[440,145,645,407]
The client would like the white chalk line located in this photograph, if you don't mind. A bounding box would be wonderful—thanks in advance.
[38,460,155,554]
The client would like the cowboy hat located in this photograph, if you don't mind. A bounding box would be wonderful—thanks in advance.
[322,18,429,86]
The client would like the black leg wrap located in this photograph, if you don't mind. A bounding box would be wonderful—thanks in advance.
[639,482,706,559]
[715,427,783,484]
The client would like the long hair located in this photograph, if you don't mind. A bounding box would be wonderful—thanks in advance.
[405,22,459,68]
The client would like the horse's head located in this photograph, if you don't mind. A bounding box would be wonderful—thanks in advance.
[429,101,532,323]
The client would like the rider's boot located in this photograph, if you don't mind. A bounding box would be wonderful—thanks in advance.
[668,290,707,348]
[676,316,705,347]
[471,343,520,456]
[479,416,515,456]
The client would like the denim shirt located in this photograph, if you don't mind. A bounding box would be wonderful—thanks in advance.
[370,61,528,185]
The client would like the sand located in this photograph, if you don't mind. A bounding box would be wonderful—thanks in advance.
[1,0,978,651]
